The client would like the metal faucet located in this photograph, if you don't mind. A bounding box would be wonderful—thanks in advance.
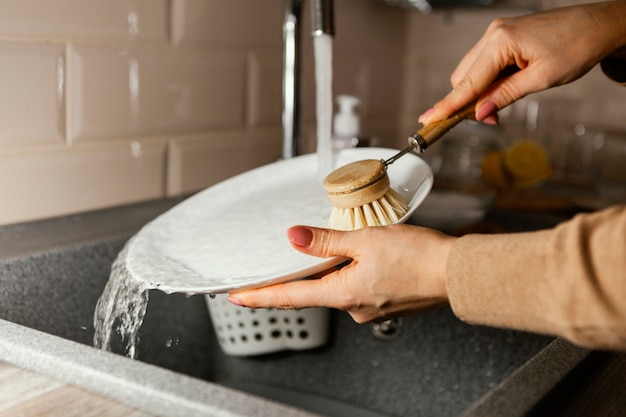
[282,0,334,159]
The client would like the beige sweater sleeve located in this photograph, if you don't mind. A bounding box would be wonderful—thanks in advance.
[446,205,626,350]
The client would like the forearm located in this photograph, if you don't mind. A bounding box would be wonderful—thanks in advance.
[446,205,626,350]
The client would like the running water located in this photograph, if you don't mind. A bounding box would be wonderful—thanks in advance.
[93,243,149,359]
[314,34,334,178]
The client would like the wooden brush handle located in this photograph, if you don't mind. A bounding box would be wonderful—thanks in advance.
[413,101,476,151]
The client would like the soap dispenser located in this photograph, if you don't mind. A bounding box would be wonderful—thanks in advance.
[332,95,361,150]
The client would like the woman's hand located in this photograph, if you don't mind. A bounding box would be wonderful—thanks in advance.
[419,1,626,125]
[228,224,456,324]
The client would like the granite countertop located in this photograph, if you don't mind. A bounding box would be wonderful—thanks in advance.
[0,198,594,417]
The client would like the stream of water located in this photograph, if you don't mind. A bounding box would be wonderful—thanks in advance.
[93,244,149,358]
[314,34,334,178]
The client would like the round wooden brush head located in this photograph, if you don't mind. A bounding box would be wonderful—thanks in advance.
[323,159,390,209]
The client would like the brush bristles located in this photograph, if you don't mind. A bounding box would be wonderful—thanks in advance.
[327,188,410,231]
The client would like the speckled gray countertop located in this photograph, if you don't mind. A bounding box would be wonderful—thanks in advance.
[0,198,591,417]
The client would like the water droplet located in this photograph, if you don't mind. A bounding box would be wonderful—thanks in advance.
[165,337,179,348]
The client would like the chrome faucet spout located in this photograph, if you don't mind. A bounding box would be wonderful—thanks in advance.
[282,0,302,159]
[312,0,334,37]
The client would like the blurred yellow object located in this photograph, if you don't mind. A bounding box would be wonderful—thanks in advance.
[481,140,552,191]
[504,139,552,185]
[481,150,510,190]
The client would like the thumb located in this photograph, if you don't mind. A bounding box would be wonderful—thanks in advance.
[287,225,354,259]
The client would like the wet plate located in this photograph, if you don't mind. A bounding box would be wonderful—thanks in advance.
[124,148,433,295]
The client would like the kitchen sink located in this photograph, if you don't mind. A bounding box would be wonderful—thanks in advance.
[0,200,589,417]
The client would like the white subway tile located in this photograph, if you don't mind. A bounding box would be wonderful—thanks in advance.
[0,140,166,225]
[167,129,282,196]
[0,42,65,145]
[247,51,282,127]
[171,0,283,47]
[69,45,246,141]
[0,0,168,43]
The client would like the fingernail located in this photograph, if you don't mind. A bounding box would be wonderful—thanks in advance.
[288,226,313,248]
[418,108,434,124]
[227,296,245,307]
[481,114,499,125]
[476,101,498,122]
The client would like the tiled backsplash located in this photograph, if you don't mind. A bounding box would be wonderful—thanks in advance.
[0,0,623,225]
[0,0,407,225]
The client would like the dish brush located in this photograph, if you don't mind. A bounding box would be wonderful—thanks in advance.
[323,102,476,231]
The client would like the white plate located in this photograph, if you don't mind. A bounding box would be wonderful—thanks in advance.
[124,147,433,295]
